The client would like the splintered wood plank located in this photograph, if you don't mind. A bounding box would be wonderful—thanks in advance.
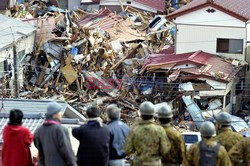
[37,62,49,85]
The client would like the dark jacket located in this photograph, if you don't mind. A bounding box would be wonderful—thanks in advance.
[2,125,34,166]
[34,120,77,166]
[108,120,130,160]
[72,121,110,166]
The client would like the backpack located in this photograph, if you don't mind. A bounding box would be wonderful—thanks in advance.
[199,141,220,166]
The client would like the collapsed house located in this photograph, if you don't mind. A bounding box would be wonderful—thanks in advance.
[0,0,248,131]
[0,1,175,124]
[142,49,244,116]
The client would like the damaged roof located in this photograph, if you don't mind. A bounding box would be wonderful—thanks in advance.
[78,8,146,42]
[0,99,86,121]
[143,50,240,82]
[0,14,36,51]
[134,0,165,12]
[78,8,124,31]
[0,113,80,143]
[167,0,250,22]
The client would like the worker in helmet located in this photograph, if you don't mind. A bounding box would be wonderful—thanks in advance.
[229,137,250,166]
[185,121,232,166]
[124,101,171,166]
[211,112,242,152]
[156,103,186,166]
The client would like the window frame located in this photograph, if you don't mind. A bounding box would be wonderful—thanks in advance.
[216,38,243,54]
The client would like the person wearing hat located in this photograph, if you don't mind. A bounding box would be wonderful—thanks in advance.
[211,112,242,152]
[185,121,232,166]
[34,101,77,166]
[156,103,186,166]
[107,104,130,166]
[124,101,171,166]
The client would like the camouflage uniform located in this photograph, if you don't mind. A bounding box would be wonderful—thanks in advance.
[229,137,250,166]
[184,138,232,166]
[124,120,171,166]
[211,128,243,152]
[161,124,186,166]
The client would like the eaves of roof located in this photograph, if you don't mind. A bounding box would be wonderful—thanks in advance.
[167,2,248,22]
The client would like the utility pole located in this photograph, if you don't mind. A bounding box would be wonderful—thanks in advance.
[10,27,19,98]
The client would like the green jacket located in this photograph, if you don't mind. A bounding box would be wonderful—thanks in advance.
[229,137,250,166]
[211,128,243,152]
[184,138,232,166]
[161,124,186,165]
[125,120,171,166]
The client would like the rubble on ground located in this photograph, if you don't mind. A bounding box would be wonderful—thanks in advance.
[1,1,176,125]
[1,0,248,131]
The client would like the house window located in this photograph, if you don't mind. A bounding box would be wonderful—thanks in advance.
[226,91,231,106]
[0,60,8,74]
[18,49,25,62]
[216,38,243,54]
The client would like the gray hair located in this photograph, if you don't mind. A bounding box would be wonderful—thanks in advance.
[107,104,121,120]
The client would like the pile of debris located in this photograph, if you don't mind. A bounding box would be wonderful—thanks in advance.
[4,1,175,123]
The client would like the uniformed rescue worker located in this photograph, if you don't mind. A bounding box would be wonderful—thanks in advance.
[185,121,232,166]
[124,101,171,166]
[229,137,250,166]
[211,112,243,152]
[156,103,186,166]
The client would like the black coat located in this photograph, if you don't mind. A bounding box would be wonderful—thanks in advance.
[35,122,77,166]
[72,121,110,166]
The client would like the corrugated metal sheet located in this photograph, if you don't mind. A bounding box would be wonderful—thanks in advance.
[182,96,204,129]
[78,9,145,42]
[0,113,80,143]
[78,8,124,31]
[0,99,86,121]
[0,113,44,143]
[0,14,36,51]
[143,50,240,82]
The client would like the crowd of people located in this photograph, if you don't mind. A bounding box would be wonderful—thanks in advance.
[1,101,250,166]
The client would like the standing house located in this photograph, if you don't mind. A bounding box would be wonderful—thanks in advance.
[0,14,36,77]
[167,0,250,108]
[167,0,250,62]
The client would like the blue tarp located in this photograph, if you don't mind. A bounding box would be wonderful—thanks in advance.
[182,96,204,129]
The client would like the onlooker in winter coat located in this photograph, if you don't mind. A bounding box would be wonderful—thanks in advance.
[34,101,77,166]
[2,109,34,166]
[72,106,110,166]
[107,104,130,166]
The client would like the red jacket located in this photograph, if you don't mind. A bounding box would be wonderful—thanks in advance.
[2,124,34,166]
